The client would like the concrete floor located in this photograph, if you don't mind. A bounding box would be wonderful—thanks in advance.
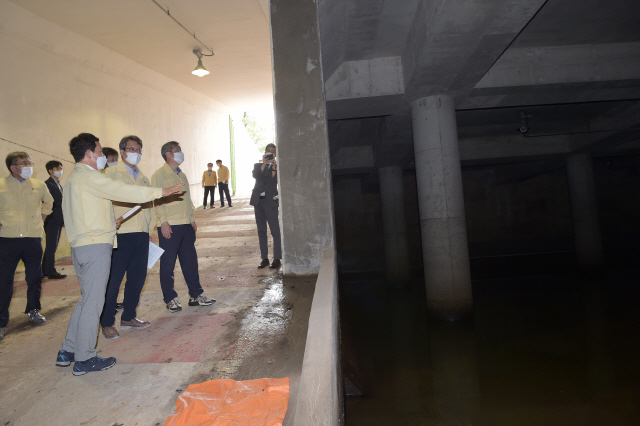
[0,198,315,426]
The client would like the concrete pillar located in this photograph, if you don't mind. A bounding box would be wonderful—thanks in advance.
[270,0,335,275]
[565,153,604,270]
[378,166,411,285]
[410,94,472,320]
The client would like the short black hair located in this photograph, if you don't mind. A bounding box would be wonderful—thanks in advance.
[119,135,143,152]
[216,159,222,163]
[102,147,118,159]
[265,143,276,151]
[207,162,213,166]
[69,133,99,162]
[45,160,62,172]
[5,151,29,171]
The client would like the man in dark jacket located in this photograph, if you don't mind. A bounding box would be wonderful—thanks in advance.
[42,160,67,279]
[250,144,282,270]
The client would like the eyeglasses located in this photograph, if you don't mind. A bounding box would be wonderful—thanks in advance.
[124,147,143,153]
[13,161,33,167]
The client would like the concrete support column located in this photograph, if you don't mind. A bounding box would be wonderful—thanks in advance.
[378,166,410,285]
[410,95,472,320]
[270,0,335,275]
[565,153,604,270]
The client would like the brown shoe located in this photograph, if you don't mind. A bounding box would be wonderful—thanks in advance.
[258,259,270,269]
[120,318,151,330]
[102,326,120,340]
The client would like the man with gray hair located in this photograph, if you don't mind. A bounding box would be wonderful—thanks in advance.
[100,135,155,340]
[151,141,215,313]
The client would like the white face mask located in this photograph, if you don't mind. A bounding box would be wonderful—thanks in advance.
[208,167,212,171]
[53,170,63,178]
[19,167,33,180]
[126,152,142,165]
[95,154,108,170]
[107,161,118,167]
[173,151,185,164]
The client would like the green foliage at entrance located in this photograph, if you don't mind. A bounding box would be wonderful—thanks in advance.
[242,112,271,153]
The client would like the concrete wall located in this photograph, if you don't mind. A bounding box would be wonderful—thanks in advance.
[332,172,422,277]
[270,0,336,275]
[293,250,343,426]
[331,157,640,275]
[0,0,232,263]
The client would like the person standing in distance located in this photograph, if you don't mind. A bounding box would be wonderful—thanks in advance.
[250,144,282,270]
[202,162,217,209]
[100,135,156,340]
[0,152,53,342]
[216,159,233,207]
[42,161,67,280]
[151,142,216,313]
[56,133,184,375]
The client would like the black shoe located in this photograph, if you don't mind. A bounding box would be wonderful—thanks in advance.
[258,259,270,269]
[269,259,282,269]
[228,204,233,207]
[116,302,123,311]
[47,272,67,279]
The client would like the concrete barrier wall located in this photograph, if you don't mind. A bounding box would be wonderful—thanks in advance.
[293,250,343,426]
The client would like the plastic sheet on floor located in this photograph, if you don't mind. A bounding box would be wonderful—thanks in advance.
[163,377,290,426]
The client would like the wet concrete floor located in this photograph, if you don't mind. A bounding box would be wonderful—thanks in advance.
[0,198,315,426]
[341,266,640,425]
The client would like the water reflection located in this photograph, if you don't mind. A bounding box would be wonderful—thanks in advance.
[211,272,293,379]
[340,269,640,425]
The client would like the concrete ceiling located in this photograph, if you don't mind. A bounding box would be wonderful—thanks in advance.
[512,0,640,47]
[9,0,273,110]
[320,0,640,170]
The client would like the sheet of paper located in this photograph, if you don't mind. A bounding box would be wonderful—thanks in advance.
[121,205,142,220]
[148,241,165,269]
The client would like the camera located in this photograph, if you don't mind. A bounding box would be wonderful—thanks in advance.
[263,153,274,160]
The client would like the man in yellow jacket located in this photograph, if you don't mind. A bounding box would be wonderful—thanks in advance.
[152,141,216,313]
[0,152,53,342]
[100,135,156,340]
[216,159,233,207]
[56,133,184,376]
[201,162,217,209]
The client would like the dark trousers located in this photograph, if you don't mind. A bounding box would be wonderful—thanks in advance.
[157,224,203,303]
[203,185,216,207]
[218,182,232,206]
[101,232,149,327]
[42,221,63,276]
[0,237,43,327]
[254,202,282,260]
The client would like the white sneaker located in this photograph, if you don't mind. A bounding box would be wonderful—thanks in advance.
[166,297,182,313]
[188,294,216,306]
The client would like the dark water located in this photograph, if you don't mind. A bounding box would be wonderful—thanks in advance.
[339,260,640,425]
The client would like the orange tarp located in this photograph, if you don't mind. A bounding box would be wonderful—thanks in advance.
[163,377,290,426]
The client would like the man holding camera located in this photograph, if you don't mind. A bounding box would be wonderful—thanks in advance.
[250,144,281,269]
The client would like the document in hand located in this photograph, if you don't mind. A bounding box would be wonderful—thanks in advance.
[148,241,165,269]
[121,205,142,220]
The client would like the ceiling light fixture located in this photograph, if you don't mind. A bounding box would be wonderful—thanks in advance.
[150,0,214,76]
[192,48,213,77]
